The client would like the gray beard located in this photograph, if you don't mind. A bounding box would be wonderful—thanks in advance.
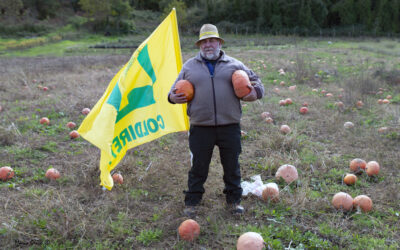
[201,48,220,60]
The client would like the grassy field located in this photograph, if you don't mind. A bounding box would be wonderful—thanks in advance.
[0,36,399,249]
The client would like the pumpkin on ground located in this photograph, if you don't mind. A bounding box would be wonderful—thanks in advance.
[261,183,279,202]
[349,158,367,173]
[45,168,60,180]
[365,161,380,176]
[353,195,373,212]
[332,192,353,211]
[237,232,265,250]
[0,166,14,181]
[343,173,357,185]
[178,219,200,241]
[175,79,194,102]
[232,70,251,98]
[112,173,124,184]
[280,125,291,134]
[275,164,298,184]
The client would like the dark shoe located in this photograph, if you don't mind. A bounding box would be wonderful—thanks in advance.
[230,203,244,215]
[183,206,197,218]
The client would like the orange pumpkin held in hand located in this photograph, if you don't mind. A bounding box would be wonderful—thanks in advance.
[175,80,194,102]
[0,166,14,181]
[232,70,251,98]
[178,219,200,241]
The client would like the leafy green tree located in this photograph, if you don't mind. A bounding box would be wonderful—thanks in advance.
[79,0,132,33]
[0,0,23,16]
[332,0,357,25]
[161,0,188,29]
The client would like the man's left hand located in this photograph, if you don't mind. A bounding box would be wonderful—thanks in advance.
[241,85,257,102]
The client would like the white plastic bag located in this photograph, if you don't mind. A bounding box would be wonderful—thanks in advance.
[241,175,267,197]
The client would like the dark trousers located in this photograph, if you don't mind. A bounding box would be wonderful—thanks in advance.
[184,124,243,206]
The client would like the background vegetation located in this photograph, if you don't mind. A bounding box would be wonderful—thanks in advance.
[1,0,399,37]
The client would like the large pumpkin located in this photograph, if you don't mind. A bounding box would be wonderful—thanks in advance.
[232,70,251,98]
[332,192,353,211]
[175,80,194,102]
[365,161,380,176]
[237,232,265,250]
[353,195,373,212]
[275,164,298,184]
[178,219,200,241]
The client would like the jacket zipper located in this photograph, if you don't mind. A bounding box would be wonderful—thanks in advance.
[211,75,217,125]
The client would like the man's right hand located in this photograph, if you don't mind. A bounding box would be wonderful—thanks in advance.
[169,88,188,104]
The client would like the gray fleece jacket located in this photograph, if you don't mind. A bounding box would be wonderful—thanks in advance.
[168,50,264,126]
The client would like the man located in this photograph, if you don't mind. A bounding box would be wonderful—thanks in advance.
[168,24,264,217]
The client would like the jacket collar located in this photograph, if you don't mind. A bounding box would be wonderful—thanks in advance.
[195,50,229,62]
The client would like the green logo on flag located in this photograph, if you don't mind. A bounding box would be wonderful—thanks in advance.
[107,45,157,123]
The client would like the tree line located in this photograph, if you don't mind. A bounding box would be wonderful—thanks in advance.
[1,0,399,36]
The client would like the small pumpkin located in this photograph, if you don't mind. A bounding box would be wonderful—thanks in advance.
[275,164,298,184]
[353,195,373,212]
[280,125,291,134]
[343,173,357,185]
[112,173,124,184]
[82,108,91,115]
[40,117,50,125]
[178,219,200,241]
[365,161,380,176]
[0,166,14,181]
[332,192,353,211]
[45,168,60,180]
[261,183,279,202]
[232,70,251,98]
[237,232,265,250]
[69,130,80,139]
[175,79,194,102]
[299,106,308,114]
[343,121,354,129]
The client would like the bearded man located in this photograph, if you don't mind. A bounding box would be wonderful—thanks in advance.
[168,24,264,217]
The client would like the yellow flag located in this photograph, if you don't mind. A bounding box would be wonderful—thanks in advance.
[78,9,188,190]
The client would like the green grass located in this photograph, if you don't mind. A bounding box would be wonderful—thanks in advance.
[0,35,399,249]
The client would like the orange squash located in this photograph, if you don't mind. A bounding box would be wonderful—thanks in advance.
[112,173,124,184]
[175,80,194,102]
[178,219,200,241]
[232,70,251,98]
[237,232,265,250]
[343,173,357,185]
[40,117,50,125]
[349,158,366,172]
[353,195,373,212]
[261,183,279,202]
[275,164,298,184]
[45,168,60,180]
[332,192,353,211]
[280,125,291,134]
[0,166,14,181]
[365,161,380,176]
